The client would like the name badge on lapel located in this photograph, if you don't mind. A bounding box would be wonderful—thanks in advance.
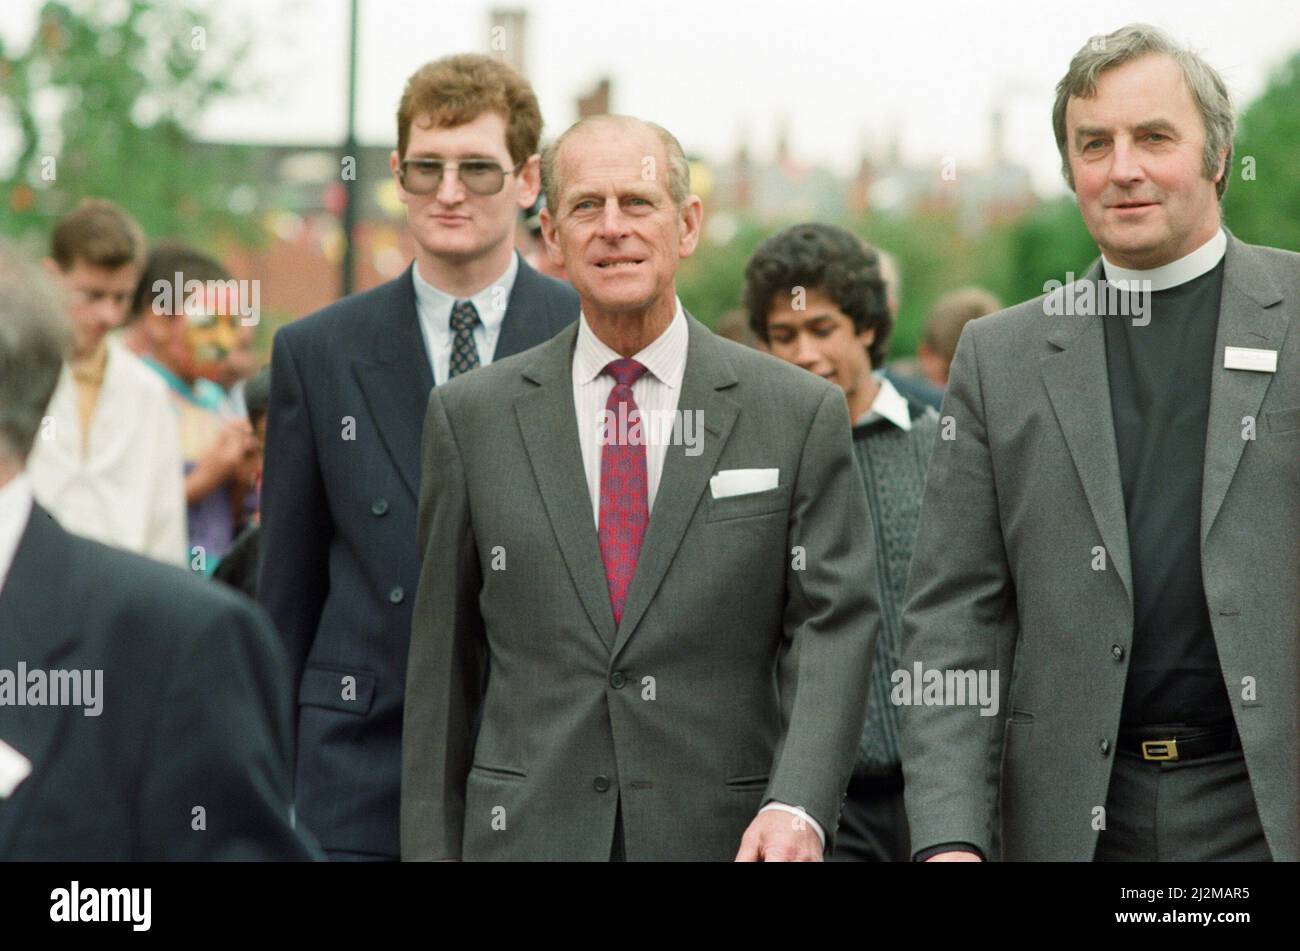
[1224,346,1278,373]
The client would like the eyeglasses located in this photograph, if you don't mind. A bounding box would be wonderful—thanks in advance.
[397,158,525,196]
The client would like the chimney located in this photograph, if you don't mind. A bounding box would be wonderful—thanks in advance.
[489,8,528,77]
[734,136,753,212]
[577,77,611,118]
[775,117,790,167]
[989,106,1005,165]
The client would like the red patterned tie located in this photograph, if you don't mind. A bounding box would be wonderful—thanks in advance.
[599,358,649,628]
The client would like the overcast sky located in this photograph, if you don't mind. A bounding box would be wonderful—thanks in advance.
[3,0,1297,195]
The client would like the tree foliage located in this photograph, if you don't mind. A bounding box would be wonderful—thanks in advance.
[1222,52,1300,253]
[0,0,258,245]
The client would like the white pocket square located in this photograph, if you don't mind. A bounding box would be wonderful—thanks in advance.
[0,738,32,799]
[710,468,779,499]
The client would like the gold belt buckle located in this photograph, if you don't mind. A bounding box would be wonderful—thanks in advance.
[1141,738,1179,761]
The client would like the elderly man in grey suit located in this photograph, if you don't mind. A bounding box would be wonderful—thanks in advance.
[901,23,1298,863]
[401,114,880,861]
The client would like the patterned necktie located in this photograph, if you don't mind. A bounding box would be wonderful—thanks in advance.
[448,299,481,378]
[598,358,649,628]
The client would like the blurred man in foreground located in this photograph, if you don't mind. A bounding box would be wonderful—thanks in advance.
[0,244,316,861]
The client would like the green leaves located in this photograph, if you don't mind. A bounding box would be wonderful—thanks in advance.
[1,0,260,247]
[1223,52,1300,253]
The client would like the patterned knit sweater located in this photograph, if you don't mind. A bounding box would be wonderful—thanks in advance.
[852,397,939,778]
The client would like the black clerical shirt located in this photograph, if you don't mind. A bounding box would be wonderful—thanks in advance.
[1102,258,1234,727]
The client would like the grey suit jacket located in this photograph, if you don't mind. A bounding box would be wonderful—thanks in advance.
[900,233,1299,861]
[401,314,880,860]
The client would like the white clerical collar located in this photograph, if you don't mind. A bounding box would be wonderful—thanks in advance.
[1101,227,1226,292]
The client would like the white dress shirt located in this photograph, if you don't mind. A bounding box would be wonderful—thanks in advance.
[572,301,826,850]
[26,341,187,566]
[0,472,34,600]
[856,375,915,431]
[412,251,518,385]
[573,300,688,525]
[1102,226,1226,291]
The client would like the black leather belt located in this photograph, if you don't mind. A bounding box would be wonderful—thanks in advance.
[1118,722,1241,762]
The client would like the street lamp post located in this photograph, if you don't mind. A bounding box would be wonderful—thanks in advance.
[341,0,360,297]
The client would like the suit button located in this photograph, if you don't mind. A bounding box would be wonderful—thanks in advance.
[1099,738,1111,756]
[1111,644,1125,661]
[610,671,625,689]
[389,586,405,604]
[593,775,611,793]
[371,498,389,516]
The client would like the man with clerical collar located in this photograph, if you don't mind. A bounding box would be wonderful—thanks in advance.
[900,23,1298,862]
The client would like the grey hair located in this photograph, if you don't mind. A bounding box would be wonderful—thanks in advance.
[540,114,692,211]
[0,241,71,464]
[1052,23,1235,199]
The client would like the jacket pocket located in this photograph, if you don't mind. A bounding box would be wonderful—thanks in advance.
[725,772,770,791]
[298,666,376,715]
[470,763,527,782]
[706,484,792,522]
[1264,405,1300,435]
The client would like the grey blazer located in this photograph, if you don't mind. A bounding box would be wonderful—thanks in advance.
[900,232,1299,861]
[401,314,880,860]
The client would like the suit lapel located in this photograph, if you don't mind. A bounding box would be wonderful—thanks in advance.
[357,256,563,503]
[1201,234,1287,546]
[0,506,80,855]
[612,317,739,659]
[514,324,619,650]
[352,265,434,503]
[495,254,547,358]
[1040,260,1134,604]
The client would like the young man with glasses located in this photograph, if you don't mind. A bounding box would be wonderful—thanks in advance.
[258,53,577,861]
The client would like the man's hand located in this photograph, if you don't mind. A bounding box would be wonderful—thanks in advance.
[187,420,257,504]
[233,437,264,493]
[734,809,822,862]
[925,850,983,862]
[211,419,257,476]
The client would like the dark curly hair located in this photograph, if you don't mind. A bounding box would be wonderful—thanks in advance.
[742,223,892,368]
